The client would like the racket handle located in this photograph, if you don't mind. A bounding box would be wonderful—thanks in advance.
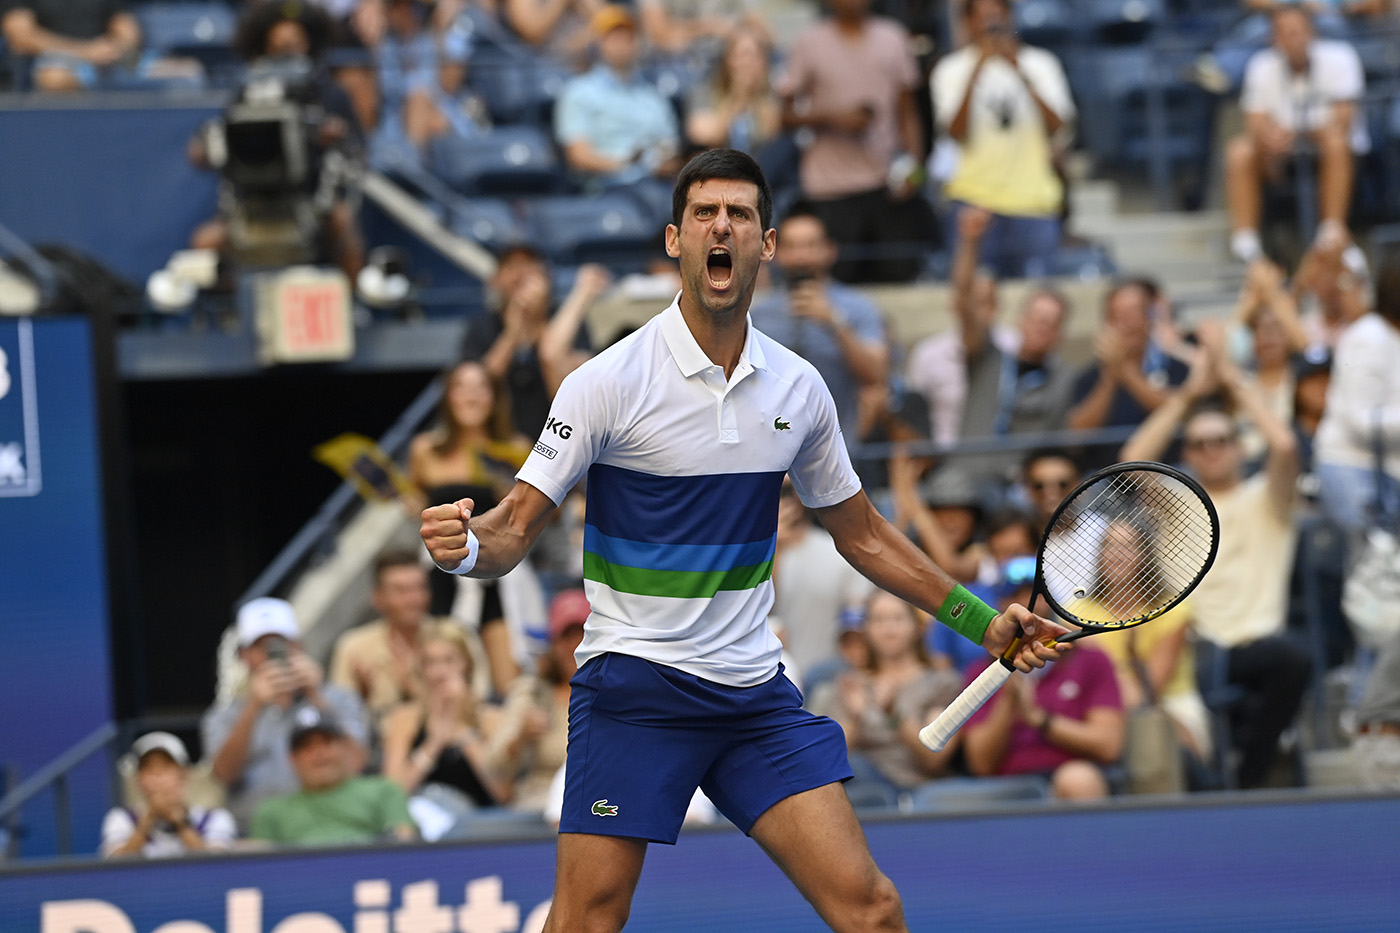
[918,660,1015,752]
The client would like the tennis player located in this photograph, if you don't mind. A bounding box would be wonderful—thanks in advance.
[421,149,1069,932]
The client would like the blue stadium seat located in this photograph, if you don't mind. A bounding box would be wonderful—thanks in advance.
[1014,0,1074,52]
[1086,0,1165,45]
[521,192,657,270]
[429,125,563,197]
[469,47,572,126]
[447,197,528,252]
[134,2,239,84]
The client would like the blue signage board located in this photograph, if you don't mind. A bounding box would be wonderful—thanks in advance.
[0,316,116,857]
[1,796,1397,931]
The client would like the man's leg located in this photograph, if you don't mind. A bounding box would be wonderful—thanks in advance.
[748,783,906,933]
[1227,637,1311,788]
[542,833,648,933]
[1225,133,1266,262]
[1311,124,1354,247]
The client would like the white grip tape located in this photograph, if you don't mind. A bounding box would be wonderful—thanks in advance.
[918,661,1015,751]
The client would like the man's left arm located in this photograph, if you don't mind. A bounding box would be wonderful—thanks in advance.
[814,490,1067,670]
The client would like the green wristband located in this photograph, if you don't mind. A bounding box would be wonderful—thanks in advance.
[936,584,998,646]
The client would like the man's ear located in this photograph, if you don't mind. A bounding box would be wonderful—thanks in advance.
[760,227,777,263]
[665,224,681,259]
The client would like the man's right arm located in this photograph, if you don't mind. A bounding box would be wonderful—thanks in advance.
[421,480,560,578]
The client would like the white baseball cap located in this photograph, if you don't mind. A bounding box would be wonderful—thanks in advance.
[130,731,190,768]
[236,597,300,647]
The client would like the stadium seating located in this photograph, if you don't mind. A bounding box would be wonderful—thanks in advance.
[133,2,239,84]
[429,125,564,198]
[520,191,658,270]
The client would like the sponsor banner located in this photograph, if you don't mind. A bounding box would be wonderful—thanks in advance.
[3,797,1399,931]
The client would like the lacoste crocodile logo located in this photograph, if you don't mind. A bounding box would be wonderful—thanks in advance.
[774,417,791,431]
[949,601,966,619]
[592,799,619,817]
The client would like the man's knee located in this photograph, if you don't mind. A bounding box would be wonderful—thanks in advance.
[34,66,81,93]
[833,871,904,933]
[1050,760,1109,800]
[1225,134,1258,173]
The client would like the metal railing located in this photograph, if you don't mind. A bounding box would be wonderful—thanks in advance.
[0,723,119,859]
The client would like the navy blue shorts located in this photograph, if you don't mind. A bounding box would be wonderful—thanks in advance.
[559,653,852,844]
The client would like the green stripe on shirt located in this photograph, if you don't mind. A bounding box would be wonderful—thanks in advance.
[583,552,774,599]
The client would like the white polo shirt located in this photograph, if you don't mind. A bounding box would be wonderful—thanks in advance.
[517,295,862,687]
[1241,39,1368,153]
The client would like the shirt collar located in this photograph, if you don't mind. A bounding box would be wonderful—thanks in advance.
[659,293,767,378]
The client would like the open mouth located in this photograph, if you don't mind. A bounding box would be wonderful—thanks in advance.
[706,247,733,290]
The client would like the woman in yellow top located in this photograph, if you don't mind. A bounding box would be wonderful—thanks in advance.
[1083,520,1212,764]
[408,360,532,695]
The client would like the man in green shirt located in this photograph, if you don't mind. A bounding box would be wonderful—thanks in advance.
[251,708,417,846]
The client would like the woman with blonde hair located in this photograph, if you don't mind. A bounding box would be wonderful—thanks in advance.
[407,360,533,695]
[381,622,512,838]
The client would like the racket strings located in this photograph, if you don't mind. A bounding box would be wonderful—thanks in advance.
[1044,469,1215,627]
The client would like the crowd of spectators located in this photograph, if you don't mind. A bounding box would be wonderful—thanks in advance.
[14,0,1398,855]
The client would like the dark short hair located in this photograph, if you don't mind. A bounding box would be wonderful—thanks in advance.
[373,549,424,587]
[1022,447,1081,478]
[1376,249,1400,328]
[962,0,1012,20]
[671,149,773,232]
[235,0,334,61]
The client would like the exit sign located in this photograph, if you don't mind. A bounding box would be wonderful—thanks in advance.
[256,267,354,364]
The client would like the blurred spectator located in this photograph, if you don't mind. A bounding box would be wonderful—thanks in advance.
[939,204,1075,497]
[1241,0,1394,26]
[1290,240,1370,348]
[251,708,417,846]
[889,462,986,582]
[1066,281,1190,458]
[331,551,441,722]
[1352,628,1400,790]
[779,0,929,283]
[503,0,602,64]
[381,622,511,838]
[1015,447,1081,531]
[924,552,1035,674]
[372,0,480,160]
[962,562,1125,800]
[1120,327,1310,788]
[187,1,366,281]
[808,591,963,807]
[203,598,371,830]
[769,479,873,684]
[639,0,758,59]
[461,248,604,441]
[1085,521,1213,771]
[931,0,1074,278]
[748,203,889,442]
[101,733,235,859]
[407,360,533,695]
[1225,6,1366,264]
[1228,260,1310,463]
[553,5,683,189]
[483,589,585,814]
[1,0,141,92]
[1312,253,1400,539]
[685,25,781,157]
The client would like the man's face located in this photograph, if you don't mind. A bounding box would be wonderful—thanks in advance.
[491,250,548,302]
[1019,292,1065,360]
[1024,455,1079,522]
[966,0,1012,39]
[775,215,836,281]
[1274,10,1312,68]
[829,0,872,21]
[373,564,431,629]
[265,21,311,59]
[1106,284,1151,355]
[291,732,349,792]
[666,178,776,321]
[1181,411,1243,488]
[598,25,638,71]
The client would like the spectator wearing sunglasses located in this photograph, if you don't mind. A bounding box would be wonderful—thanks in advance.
[1016,448,1081,531]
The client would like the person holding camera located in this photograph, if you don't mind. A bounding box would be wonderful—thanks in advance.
[748,202,889,444]
[931,0,1074,278]
[201,597,371,831]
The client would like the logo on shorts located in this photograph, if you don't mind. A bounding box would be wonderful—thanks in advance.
[591,799,619,817]
[949,601,966,619]
[533,440,558,460]
[774,417,791,431]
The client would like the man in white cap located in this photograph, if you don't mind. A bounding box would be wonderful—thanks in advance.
[201,597,371,830]
[100,732,236,858]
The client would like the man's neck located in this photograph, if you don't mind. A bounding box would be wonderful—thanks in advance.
[834,14,866,35]
[387,618,421,641]
[679,295,749,379]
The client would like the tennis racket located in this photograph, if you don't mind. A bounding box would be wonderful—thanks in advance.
[918,460,1220,752]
